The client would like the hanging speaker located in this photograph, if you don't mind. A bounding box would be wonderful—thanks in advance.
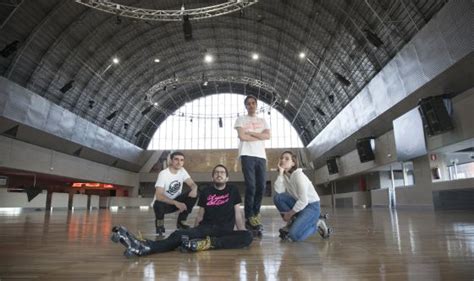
[326,157,339,175]
[356,137,375,163]
[418,96,454,136]
[183,15,192,40]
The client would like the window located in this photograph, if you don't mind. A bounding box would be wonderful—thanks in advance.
[147,93,304,150]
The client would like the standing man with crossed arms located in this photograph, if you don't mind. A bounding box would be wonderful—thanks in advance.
[234,95,270,233]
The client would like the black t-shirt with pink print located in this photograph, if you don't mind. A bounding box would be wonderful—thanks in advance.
[198,185,242,231]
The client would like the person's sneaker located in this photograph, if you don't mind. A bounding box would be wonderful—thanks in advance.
[111,226,152,257]
[317,219,332,239]
[177,220,191,230]
[155,219,165,236]
[181,236,213,252]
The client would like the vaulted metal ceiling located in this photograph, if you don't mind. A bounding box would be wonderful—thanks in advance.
[0,0,447,149]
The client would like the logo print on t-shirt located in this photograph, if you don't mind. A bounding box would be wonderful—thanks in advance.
[166,180,181,197]
[207,193,230,206]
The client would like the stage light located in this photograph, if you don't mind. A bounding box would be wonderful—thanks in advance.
[134,130,141,137]
[328,95,334,103]
[60,80,74,93]
[123,123,129,130]
[219,117,223,128]
[334,72,351,86]
[315,107,326,116]
[311,119,316,126]
[364,29,383,48]
[106,110,118,120]
[0,40,19,58]
[141,105,153,115]
[204,54,213,63]
[88,100,95,109]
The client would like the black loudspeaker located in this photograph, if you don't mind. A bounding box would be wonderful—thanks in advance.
[418,96,454,136]
[182,15,192,40]
[356,138,375,163]
[326,158,339,175]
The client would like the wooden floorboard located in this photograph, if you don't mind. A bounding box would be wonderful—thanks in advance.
[0,207,473,280]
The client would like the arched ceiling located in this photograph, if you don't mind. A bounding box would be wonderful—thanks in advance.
[0,0,446,148]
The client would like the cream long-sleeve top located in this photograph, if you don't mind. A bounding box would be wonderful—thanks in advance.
[274,168,320,213]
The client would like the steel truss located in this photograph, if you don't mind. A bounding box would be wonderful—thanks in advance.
[75,0,258,21]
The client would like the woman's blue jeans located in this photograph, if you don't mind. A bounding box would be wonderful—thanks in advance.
[273,192,320,241]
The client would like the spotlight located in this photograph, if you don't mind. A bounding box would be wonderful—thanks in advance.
[299,52,306,59]
[334,72,351,86]
[60,80,74,93]
[218,117,223,128]
[88,100,95,109]
[315,107,326,116]
[115,15,122,25]
[123,123,129,130]
[364,29,383,48]
[190,118,193,122]
[204,54,213,63]
[0,40,19,58]
[112,57,119,64]
[183,15,193,41]
[141,105,153,115]
[311,119,316,126]
[106,110,118,120]
[134,130,141,137]
[328,95,334,103]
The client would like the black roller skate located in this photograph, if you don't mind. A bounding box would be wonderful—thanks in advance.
[317,214,333,239]
[155,219,165,237]
[278,215,296,241]
[111,225,152,258]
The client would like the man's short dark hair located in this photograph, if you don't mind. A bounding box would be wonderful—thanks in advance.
[244,95,257,105]
[170,151,185,160]
[212,164,229,177]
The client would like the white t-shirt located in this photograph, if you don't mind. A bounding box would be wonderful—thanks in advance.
[152,168,191,203]
[274,168,320,213]
[234,115,269,160]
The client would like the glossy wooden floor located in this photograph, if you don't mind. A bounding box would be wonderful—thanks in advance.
[0,207,473,281]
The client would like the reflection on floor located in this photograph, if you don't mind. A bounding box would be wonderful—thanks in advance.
[0,207,473,280]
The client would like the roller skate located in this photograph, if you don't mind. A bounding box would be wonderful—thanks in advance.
[317,214,333,239]
[177,220,191,230]
[155,219,165,237]
[246,215,263,238]
[111,225,152,258]
[278,215,296,241]
[180,235,213,252]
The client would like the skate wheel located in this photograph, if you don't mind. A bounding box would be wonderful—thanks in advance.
[110,232,120,243]
[123,249,136,258]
